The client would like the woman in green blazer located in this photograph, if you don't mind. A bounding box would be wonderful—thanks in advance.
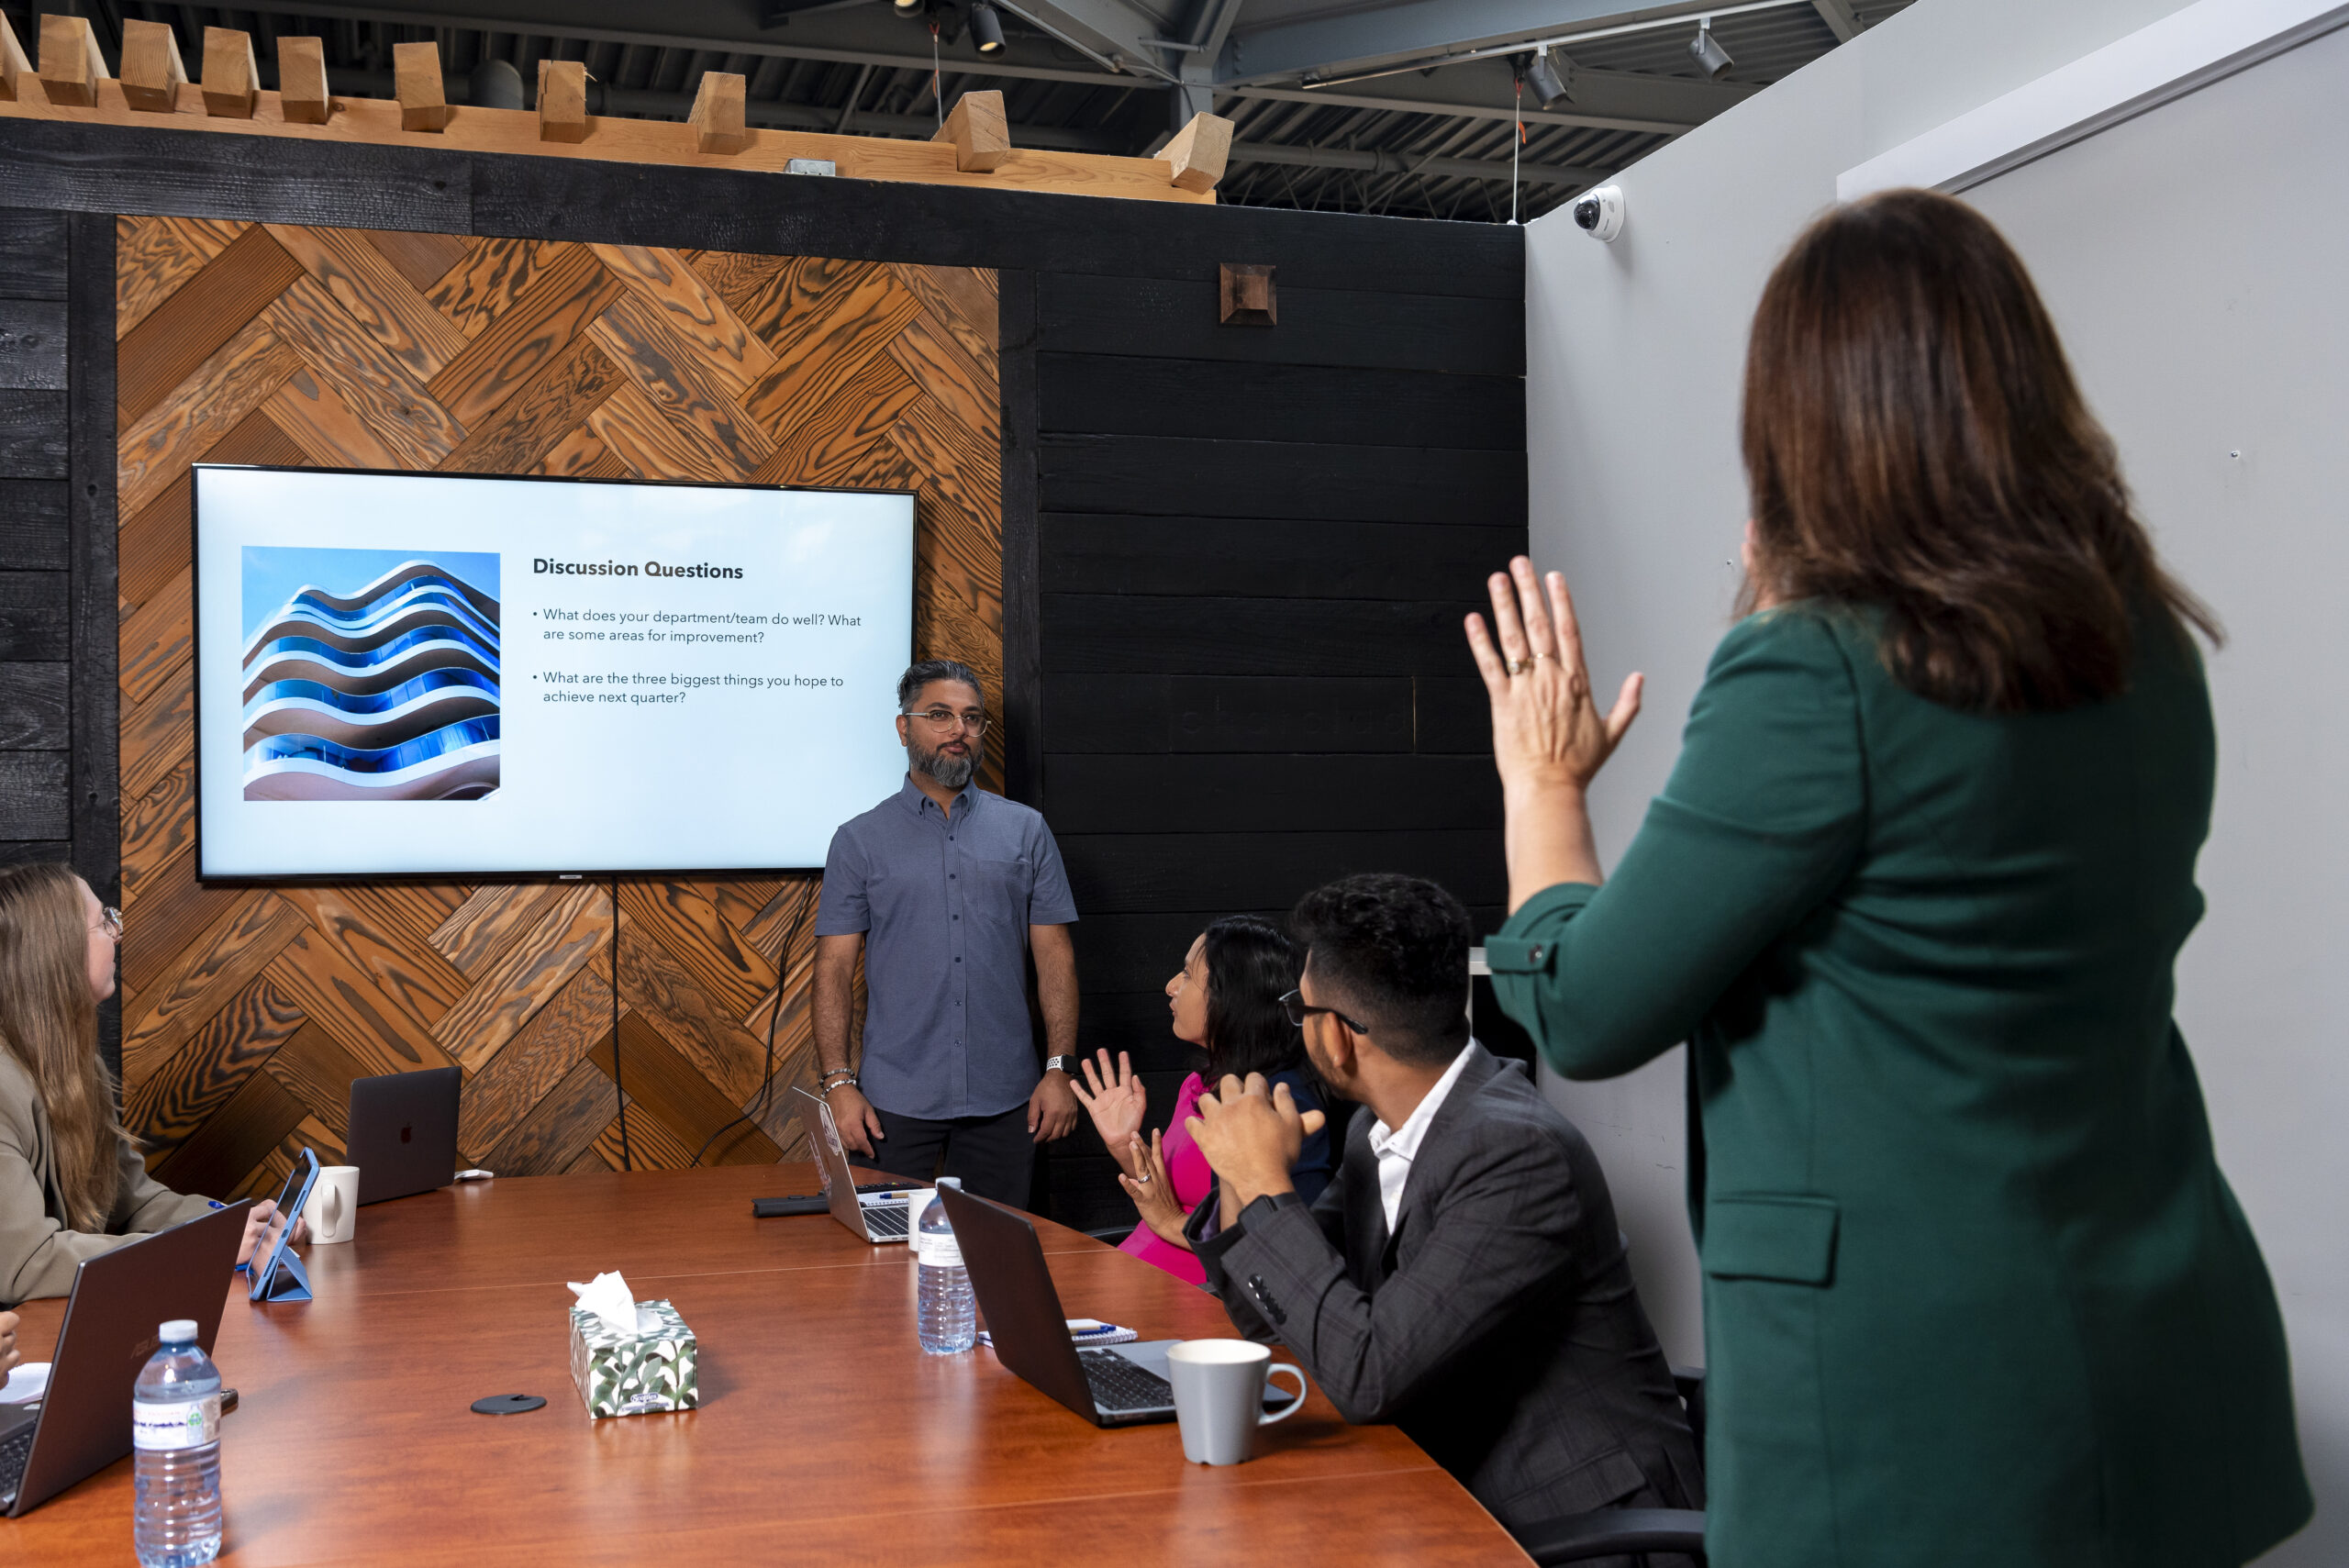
[1475,191,2310,1568]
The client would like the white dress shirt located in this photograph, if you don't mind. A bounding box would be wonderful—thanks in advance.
[1365,1040,1479,1234]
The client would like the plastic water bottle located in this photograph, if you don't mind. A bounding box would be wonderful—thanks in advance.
[916,1176,975,1354]
[132,1319,223,1568]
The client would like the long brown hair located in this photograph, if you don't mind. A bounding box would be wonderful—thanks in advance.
[1740,188,2218,711]
[0,862,124,1229]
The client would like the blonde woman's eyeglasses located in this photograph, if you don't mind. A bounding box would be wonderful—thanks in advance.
[96,906,123,940]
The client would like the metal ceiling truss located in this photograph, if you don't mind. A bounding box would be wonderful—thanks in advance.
[22,0,1907,221]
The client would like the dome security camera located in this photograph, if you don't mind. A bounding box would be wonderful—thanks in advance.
[1572,184,1624,242]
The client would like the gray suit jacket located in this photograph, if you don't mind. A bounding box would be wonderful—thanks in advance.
[1190,1044,1702,1534]
[1,1051,216,1306]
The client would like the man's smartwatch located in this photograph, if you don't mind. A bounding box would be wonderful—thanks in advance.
[1043,1055,1078,1075]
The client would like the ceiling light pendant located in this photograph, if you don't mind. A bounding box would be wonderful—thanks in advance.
[1688,17,1734,79]
[894,0,924,17]
[1522,42,1572,108]
[971,1,1005,54]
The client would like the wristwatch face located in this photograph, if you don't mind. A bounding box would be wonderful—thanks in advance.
[1045,1056,1076,1073]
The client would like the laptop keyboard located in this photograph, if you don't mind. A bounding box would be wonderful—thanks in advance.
[1079,1350,1174,1413]
[0,1407,36,1506]
[863,1204,908,1240]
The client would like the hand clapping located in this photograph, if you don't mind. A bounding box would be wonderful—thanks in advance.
[1117,1129,1191,1250]
[1185,1073,1328,1212]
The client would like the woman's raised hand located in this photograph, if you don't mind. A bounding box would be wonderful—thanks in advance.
[1465,556,1643,798]
[1069,1049,1149,1164]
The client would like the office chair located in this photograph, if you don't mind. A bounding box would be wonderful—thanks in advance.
[1513,1367,1709,1565]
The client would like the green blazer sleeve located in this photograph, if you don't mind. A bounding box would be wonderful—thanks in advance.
[1487,608,1867,1081]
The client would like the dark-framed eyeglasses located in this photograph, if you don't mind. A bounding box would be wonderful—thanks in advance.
[1279,988,1368,1034]
[902,707,989,734]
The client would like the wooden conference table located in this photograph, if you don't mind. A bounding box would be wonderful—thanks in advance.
[3,1163,1529,1565]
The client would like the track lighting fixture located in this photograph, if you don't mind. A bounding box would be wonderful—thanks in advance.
[971,1,1005,54]
[1522,43,1572,108]
[1688,17,1734,79]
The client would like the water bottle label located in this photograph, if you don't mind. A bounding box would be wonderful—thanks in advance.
[916,1229,963,1269]
[133,1395,221,1451]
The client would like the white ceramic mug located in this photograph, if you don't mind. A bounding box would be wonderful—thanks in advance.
[305,1165,361,1244]
[1165,1339,1307,1464]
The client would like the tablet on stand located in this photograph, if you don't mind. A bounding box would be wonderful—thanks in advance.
[249,1148,320,1304]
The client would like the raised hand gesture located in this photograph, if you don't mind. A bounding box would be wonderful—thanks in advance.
[1465,555,1642,797]
[1464,556,1643,907]
[1068,1049,1149,1173]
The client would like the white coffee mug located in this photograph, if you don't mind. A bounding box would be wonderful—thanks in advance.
[1165,1339,1307,1465]
[305,1165,361,1244]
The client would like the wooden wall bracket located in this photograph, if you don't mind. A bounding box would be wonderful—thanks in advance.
[689,71,749,154]
[37,14,107,107]
[1161,111,1233,195]
[1219,263,1276,327]
[932,90,1010,172]
[0,15,32,103]
[538,58,588,143]
[118,18,187,114]
[278,36,332,125]
[394,40,450,132]
[200,27,259,119]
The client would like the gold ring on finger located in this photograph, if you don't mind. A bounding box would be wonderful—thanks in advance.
[1505,656,1531,676]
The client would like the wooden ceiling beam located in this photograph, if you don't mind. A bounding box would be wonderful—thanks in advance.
[0,52,1215,205]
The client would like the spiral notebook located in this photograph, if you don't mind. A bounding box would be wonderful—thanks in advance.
[977,1318,1139,1349]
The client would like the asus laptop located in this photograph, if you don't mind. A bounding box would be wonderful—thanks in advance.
[790,1086,915,1242]
[349,1066,461,1206]
[1,1200,250,1516]
[937,1184,1184,1428]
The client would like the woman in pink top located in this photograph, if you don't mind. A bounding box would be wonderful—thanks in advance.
[1070,916,1333,1286]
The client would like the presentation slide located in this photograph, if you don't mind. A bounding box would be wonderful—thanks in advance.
[193,466,915,877]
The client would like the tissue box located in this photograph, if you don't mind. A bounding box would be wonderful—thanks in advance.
[568,1298,700,1418]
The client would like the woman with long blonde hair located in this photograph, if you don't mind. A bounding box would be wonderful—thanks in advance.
[0,862,295,1350]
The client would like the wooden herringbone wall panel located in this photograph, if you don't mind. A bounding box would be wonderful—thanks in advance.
[115,217,997,1202]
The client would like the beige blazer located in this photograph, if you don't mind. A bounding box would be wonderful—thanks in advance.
[0,1051,217,1306]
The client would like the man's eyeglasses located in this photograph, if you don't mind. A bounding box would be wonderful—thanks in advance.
[903,707,989,734]
[95,906,123,940]
[1280,988,1368,1034]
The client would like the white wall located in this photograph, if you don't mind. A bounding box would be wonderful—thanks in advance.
[1525,3,2343,1560]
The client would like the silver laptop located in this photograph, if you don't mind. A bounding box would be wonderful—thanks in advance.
[791,1086,912,1243]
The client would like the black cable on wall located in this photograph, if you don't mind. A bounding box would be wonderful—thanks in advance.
[611,873,631,1172]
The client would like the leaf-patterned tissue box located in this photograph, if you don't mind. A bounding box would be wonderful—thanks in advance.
[568,1299,700,1418]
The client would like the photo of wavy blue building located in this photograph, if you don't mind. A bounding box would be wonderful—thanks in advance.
[239,547,501,802]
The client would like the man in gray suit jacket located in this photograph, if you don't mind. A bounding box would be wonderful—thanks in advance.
[1183,873,1700,1542]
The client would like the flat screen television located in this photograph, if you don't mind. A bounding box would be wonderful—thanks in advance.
[192,465,916,879]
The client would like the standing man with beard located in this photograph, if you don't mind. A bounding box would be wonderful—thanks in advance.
[811,660,1083,1207]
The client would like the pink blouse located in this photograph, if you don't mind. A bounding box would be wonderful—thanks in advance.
[1116,1073,1212,1286]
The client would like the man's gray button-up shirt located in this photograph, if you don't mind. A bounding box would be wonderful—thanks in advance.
[815,776,1078,1120]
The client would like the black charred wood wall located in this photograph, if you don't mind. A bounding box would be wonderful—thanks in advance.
[0,204,119,1075]
[0,117,1524,1229]
[1015,249,1526,1229]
